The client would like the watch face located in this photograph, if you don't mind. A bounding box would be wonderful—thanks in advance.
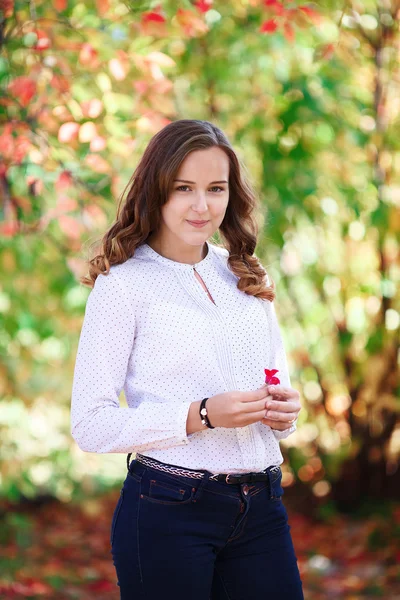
[200,408,207,416]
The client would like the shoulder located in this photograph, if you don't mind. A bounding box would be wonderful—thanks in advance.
[91,259,137,300]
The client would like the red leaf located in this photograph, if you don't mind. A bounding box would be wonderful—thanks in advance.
[315,42,335,60]
[0,0,14,18]
[175,8,209,37]
[56,170,73,191]
[54,0,68,11]
[96,0,109,16]
[32,29,51,51]
[8,76,36,107]
[194,0,213,12]
[264,0,286,16]
[0,221,20,237]
[79,43,99,67]
[141,11,166,24]
[140,5,167,36]
[260,19,278,33]
[298,5,321,24]
[283,21,295,43]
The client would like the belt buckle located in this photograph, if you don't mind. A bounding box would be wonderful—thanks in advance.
[225,473,240,484]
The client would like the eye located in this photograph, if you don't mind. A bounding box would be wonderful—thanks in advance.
[175,185,225,192]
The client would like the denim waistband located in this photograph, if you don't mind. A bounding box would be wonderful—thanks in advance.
[127,452,281,485]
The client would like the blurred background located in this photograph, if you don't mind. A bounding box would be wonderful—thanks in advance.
[1,0,399,598]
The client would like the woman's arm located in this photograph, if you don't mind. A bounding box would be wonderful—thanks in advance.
[70,270,195,453]
[259,296,298,440]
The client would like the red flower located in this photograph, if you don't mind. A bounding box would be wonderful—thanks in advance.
[264,369,280,385]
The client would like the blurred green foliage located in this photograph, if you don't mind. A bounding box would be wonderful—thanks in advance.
[0,0,399,510]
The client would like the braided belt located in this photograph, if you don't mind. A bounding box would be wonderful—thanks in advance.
[134,453,280,484]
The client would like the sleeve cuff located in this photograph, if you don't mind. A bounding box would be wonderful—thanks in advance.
[272,420,297,440]
[175,402,193,444]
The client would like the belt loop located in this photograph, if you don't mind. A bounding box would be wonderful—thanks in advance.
[192,470,211,503]
[266,468,274,497]
[126,453,132,471]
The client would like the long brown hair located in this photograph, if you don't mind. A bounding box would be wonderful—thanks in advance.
[81,119,275,301]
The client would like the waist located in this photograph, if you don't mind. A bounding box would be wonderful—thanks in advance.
[132,453,281,485]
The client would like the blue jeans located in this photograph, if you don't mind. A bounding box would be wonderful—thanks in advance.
[110,458,304,599]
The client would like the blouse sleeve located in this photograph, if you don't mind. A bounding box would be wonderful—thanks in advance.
[261,296,298,441]
[70,270,192,454]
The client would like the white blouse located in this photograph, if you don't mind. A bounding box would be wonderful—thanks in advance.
[70,240,297,474]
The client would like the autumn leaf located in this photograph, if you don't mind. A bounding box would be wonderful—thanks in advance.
[283,21,295,43]
[260,19,278,34]
[175,8,209,37]
[79,43,100,68]
[0,0,14,18]
[194,0,213,13]
[141,10,166,24]
[299,5,321,25]
[96,0,109,16]
[264,0,286,17]
[53,0,68,12]
[32,29,51,51]
[55,171,73,191]
[8,77,37,107]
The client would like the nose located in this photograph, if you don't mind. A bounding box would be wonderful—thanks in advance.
[191,193,208,212]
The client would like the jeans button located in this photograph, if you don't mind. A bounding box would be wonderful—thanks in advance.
[242,484,249,495]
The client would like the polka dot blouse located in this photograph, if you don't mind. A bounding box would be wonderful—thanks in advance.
[70,240,297,474]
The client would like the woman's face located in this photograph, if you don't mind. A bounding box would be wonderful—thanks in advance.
[159,146,230,249]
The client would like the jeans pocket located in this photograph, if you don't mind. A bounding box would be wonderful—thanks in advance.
[110,489,124,545]
[270,470,284,502]
[141,474,194,506]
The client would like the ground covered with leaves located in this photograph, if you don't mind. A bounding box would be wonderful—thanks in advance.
[1,491,399,599]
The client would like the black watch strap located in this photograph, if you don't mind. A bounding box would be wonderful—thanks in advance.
[199,397,215,429]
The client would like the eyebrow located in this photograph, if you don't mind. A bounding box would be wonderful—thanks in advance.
[173,179,228,184]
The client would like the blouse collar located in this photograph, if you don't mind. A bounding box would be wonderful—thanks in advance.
[136,239,214,270]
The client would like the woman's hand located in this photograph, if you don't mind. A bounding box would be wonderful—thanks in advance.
[261,385,301,431]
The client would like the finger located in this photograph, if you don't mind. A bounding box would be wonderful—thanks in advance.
[265,400,300,413]
[267,386,299,400]
[242,385,270,402]
[264,411,298,422]
[266,385,291,397]
[246,396,274,413]
[254,409,273,422]
[261,418,296,430]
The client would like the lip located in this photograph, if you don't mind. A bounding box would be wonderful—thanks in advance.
[186,220,209,227]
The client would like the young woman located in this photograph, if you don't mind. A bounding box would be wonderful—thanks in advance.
[70,119,304,599]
